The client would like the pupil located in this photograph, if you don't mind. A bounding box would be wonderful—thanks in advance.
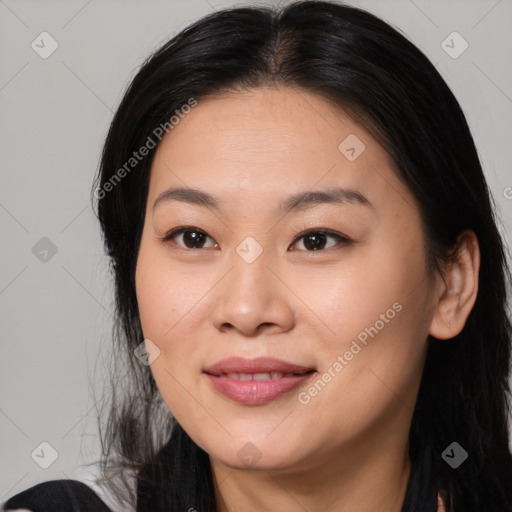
[304,233,326,251]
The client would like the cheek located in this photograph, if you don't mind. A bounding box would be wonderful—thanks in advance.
[297,239,430,402]
[135,242,216,379]
[135,242,179,367]
[290,247,419,351]
[135,248,201,422]
[135,264,172,342]
[135,243,192,341]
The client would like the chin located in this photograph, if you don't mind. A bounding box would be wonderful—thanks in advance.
[206,436,307,472]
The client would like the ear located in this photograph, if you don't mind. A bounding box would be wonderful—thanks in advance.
[429,230,480,340]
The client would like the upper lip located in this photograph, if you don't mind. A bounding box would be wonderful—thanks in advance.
[203,357,316,376]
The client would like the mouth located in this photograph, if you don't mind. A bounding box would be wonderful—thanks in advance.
[203,357,317,405]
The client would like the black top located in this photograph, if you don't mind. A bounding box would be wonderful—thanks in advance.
[2,428,206,511]
[2,479,113,512]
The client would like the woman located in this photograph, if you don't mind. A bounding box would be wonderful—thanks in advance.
[4,1,511,511]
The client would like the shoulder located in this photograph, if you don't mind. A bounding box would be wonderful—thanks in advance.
[1,479,113,511]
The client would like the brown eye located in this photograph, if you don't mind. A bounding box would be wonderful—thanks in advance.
[289,230,351,252]
[160,227,219,249]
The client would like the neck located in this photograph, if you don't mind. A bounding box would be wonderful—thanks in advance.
[211,432,412,512]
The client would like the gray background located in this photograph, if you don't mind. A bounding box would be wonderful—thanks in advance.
[1,0,511,508]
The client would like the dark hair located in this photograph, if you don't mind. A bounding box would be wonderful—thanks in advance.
[91,1,512,511]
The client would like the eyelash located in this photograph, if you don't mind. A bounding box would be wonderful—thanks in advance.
[158,226,352,252]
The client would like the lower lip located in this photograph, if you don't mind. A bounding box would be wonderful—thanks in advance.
[205,372,315,405]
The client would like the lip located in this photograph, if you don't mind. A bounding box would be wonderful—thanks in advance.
[203,357,316,406]
[203,356,315,376]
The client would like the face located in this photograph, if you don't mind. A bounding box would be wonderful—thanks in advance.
[135,86,438,473]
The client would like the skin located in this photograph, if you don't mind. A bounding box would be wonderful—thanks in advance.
[135,86,479,512]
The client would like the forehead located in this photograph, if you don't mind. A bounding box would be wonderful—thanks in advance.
[147,86,414,215]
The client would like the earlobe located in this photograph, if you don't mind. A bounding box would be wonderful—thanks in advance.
[429,230,480,340]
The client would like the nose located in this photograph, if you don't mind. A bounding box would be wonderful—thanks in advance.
[210,246,295,337]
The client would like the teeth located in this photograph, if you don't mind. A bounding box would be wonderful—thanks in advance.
[222,372,298,380]
[252,372,270,380]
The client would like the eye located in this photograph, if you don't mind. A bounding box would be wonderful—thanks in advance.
[159,226,219,250]
[288,229,351,252]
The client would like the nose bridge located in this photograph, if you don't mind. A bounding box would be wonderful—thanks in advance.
[229,234,273,302]
[209,234,295,335]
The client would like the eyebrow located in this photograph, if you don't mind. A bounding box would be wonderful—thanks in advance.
[152,186,372,212]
